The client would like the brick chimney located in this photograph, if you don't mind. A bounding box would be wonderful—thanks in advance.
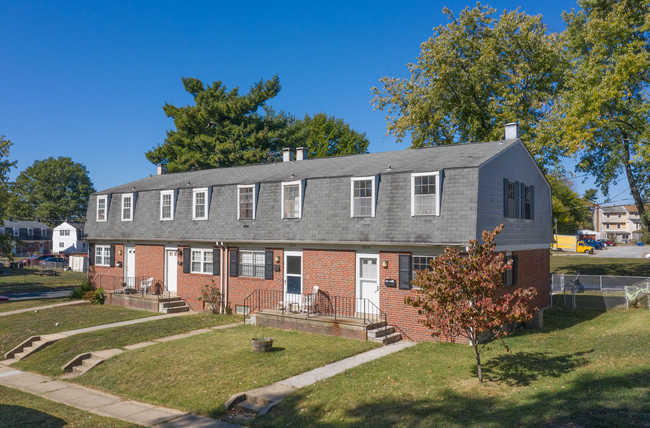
[282,148,295,162]
[157,163,167,175]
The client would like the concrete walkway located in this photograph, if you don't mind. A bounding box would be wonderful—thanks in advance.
[0,299,88,317]
[0,364,238,427]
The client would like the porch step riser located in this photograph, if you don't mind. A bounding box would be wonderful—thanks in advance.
[165,306,190,314]
[367,327,395,339]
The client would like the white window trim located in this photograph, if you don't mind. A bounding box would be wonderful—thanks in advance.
[160,190,175,221]
[121,193,134,222]
[190,248,213,274]
[411,172,441,216]
[192,188,209,220]
[281,180,303,219]
[350,176,376,218]
[237,184,257,220]
[97,195,108,222]
[28,228,34,237]
[239,249,266,278]
[95,245,111,267]
[41,228,47,236]
[13,227,19,237]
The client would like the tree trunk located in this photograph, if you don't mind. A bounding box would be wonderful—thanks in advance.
[473,343,483,382]
[619,135,649,231]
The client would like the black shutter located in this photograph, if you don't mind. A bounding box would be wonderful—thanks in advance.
[514,181,520,218]
[399,255,412,290]
[503,178,509,217]
[265,250,274,280]
[109,245,115,267]
[513,254,519,285]
[183,248,190,274]
[229,249,238,277]
[213,248,220,276]
[89,244,94,266]
[520,183,526,219]
[530,186,535,220]
[502,255,509,286]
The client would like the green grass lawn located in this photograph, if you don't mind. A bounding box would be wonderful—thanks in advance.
[0,304,157,358]
[0,385,137,427]
[73,325,379,417]
[0,297,75,313]
[16,313,239,376]
[0,268,86,293]
[255,309,650,427]
[550,255,650,276]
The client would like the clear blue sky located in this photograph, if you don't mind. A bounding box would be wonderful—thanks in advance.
[0,0,632,204]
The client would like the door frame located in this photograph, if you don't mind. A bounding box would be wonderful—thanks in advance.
[284,251,303,307]
[164,247,178,293]
[356,252,380,313]
[124,245,136,287]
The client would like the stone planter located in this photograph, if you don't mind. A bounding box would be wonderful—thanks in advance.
[251,337,273,352]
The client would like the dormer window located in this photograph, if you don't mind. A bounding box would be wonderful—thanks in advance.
[160,190,174,221]
[238,185,256,220]
[97,196,107,222]
[411,172,440,216]
[193,188,209,220]
[282,181,303,219]
[122,193,133,221]
[13,228,19,237]
[28,228,34,237]
[351,176,376,218]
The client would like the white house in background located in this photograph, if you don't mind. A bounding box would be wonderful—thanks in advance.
[53,221,88,254]
[594,204,646,243]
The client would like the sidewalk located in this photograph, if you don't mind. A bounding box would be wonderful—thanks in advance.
[0,365,238,427]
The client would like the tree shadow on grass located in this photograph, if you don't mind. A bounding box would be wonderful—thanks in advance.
[0,404,66,427]
[480,350,593,386]
[254,369,650,427]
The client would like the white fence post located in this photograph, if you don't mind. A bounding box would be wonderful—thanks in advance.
[599,275,603,291]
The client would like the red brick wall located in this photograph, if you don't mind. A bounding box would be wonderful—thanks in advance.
[226,248,284,312]
[89,243,124,291]
[303,249,356,298]
[176,246,223,312]
[135,244,165,293]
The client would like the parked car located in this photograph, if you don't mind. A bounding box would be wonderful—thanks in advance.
[20,254,54,266]
[583,239,603,250]
[598,239,615,247]
[40,257,67,268]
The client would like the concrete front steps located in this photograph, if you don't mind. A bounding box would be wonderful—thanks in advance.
[159,297,190,314]
[4,334,66,362]
[62,349,124,378]
[367,323,402,345]
[226,383,294,421]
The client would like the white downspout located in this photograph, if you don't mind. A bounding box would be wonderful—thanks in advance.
[217,241,225,313]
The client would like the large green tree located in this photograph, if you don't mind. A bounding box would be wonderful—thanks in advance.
[293,113,370,158]
[6,157,95,226]
[371,3,564,166]
[146,76,296,172]
[0,136,17,258]
[542,0,650,231]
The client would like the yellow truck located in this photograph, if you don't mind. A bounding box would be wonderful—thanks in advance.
[552,235,595,254]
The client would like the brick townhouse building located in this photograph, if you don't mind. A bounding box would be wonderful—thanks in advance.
[85,125,552,341]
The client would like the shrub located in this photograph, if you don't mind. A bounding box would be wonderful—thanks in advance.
[70,280,93,299]
[198,282,221,313]
[84,287,105,305]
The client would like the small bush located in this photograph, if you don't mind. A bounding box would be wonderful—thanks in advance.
[198,282,221,313]
[70,280,93,299]
[84,287,105,305]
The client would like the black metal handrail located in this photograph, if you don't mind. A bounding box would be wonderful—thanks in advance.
[242,288,389,334]
[93,274,165,296]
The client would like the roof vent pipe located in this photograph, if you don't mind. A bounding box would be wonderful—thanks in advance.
[295,147,307,161]
[156,163,167,175]
[282,148,295,162]
[505,123,519,140]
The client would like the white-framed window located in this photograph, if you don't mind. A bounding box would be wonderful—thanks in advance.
[121,193,133,221]
[160,190,174,221]
[59,229,70,236]
[59,242,64,248]
[193,188,208,220]
[239,250,265,278]
[606,224,610,229]
[191,248,213,274]
[411,172,440,216]
[41,228,47,237]
[281,180,302,219]
[28,228,34,237]
[97,195,107,222]
[13,228,19,237]
[238,185,256,220]
[95,245,111,266]
[412,256,435,276]
[606,213,610,218]
[351,176,376,217]
[617,224,621,229]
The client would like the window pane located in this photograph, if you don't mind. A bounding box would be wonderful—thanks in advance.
[284,185,299,218]
[354,197,372,216]
[359,258,377,279]
[353,180,372,217]
[415,194,435,215]
[239,188,253,219]
[286,255,301,275]
[195,192,205,218]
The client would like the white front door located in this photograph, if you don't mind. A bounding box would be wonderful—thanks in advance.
[284,251,303,308]
[124,246,136,287]
[165,249,178,293]
[356,253,379,313]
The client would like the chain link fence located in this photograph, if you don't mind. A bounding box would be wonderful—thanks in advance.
[551,274,650,310]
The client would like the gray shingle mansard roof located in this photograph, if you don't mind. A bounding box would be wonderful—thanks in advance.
[87,139,552,247]
[97,140,518,194]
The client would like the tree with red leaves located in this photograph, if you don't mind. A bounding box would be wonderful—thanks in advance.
[405,224,537,382]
